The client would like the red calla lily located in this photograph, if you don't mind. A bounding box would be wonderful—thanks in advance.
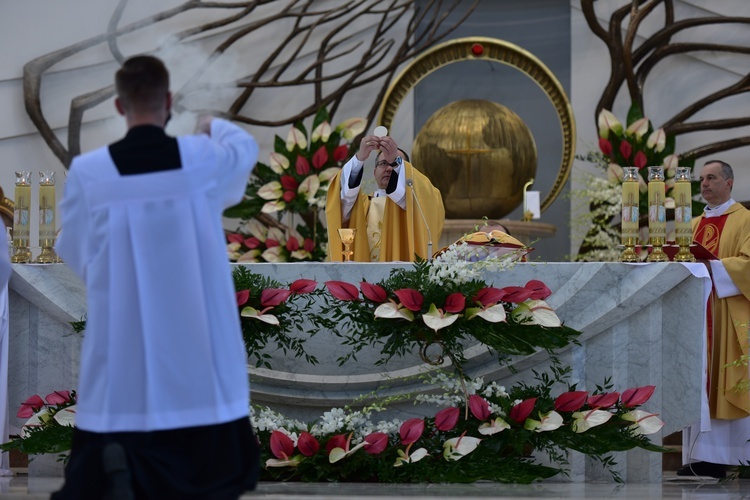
[621,385,655,407]
[290,279,317,294]
[500,286,534,303]
[303,238,315,252]
[236,290,250,306]
[434,407,460,431]
[286,237,299,251]
[554,391,589,412]
[326,434,348,454]
[295,156,311,175]
[297,431,319,457]
[469,395,491,421]
[280,175,299,191]
[360,282,388,303]
[619,139,632,160]
[333,145,349,162]
[45,391,71,405]
[244,237,260,249]
[260,288,293,307]
[265,238,280,248]
[312,146,328,169]
[363,432,389,455]
[269,430,295,459]
[525,280,551,300]
[587,392,620,409]
[473,287,507,306]
[509,398,537,423]
[226,233,244,244]
[325,281,360,301]
[282,190,296,203]
[634,150,648,169]
[393,289,424,312]
[444,293,465,313]
[598,137,613,156]
[17,395,44,418]
[399,418,425,445]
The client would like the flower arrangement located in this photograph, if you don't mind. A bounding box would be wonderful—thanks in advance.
[224,108,365,262]
[0,391,76,462]
[253,369,666,483]
[321,247,580,378]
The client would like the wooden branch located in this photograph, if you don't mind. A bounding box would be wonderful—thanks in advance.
[681,137,750,161]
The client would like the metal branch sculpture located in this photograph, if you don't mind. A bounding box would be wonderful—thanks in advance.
[23,0,478,168]
[581,0,750,161]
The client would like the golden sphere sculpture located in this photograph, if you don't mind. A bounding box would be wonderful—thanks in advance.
[412,99,537,219]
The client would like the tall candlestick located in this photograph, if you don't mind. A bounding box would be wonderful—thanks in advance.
[11,171,32,263]
[36,171,59,263]
[647,166,667,262]
[673,166,695,262]
[619,167,640,262]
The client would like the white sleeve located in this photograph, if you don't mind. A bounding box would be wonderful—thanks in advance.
[709,260,742,298]
[341,156,364,222]
[0,224,9,287]
[55,167,90,281]
[387,163,406,210]
[208,119,259,208]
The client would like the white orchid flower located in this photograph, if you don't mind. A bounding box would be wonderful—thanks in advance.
[422,303,459,332]
[257,181,283,201]
[443,434,481,461]
[269,152,290,173]
[311,121,332,143]
[622,410,664,435]
[285,127,307,151]
[374,301,415,322]
[571,409,613,433]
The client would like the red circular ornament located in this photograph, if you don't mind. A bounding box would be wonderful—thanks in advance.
[471,43,484,56]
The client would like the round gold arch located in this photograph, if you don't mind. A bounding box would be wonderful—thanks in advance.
[377,37,576,213]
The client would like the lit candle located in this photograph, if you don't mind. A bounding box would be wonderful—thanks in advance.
[38,172,56,245]
[621,167,639,246]
[673,167,692,242]
[11,171,32,263]
[647,166,666,243]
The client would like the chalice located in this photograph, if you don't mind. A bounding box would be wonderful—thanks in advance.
[337,228,356,262]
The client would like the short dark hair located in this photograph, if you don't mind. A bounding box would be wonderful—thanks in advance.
[115,56,169,113]
[703,160,733,182]
[398,148,410,163]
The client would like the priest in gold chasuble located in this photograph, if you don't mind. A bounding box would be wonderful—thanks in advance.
[326,134,444,262]
[682,160,750,475]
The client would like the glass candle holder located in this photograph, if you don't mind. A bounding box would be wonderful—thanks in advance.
[36,171,59,263]
[619,167,640,262]
[647,166,668,262]
[673,166,695,262]
[11,171,32,263]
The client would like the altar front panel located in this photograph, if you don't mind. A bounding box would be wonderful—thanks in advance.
[7,262,707,481]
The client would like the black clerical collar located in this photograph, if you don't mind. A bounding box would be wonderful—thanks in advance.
[110,125,181,175]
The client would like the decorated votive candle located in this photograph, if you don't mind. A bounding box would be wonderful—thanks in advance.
[621,167,639,246]
[647,166,666,243]
[673,167,692,241]
[11,171,32,263]
[38,171,56,245]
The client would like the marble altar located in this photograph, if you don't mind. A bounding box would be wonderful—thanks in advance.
[6,262,709,482]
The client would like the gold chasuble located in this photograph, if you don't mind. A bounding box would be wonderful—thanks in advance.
[693,203,750,420]
[326,161,444,262]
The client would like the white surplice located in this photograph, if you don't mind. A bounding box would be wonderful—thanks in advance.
[0,227,12,475]
[56,119,257,433]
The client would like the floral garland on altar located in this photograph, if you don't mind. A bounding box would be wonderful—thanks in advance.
[2,247,670,481]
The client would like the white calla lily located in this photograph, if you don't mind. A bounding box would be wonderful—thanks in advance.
[622,410,664,435]
[478,417,510,436]
[298,175,321,203]
[374,301,415,322]
[443,435,481,461]
[285,127,307,151]
[525,411,564,432]
[336,117,367,141]
[267,227,286,244]
[625,117,650,138]
[261,200,286,214]
[597,109,623,138]
[329,441,368,464]
[237,249,262,263]
[607,163,624,183]
[422,303,459,332]
[318,167,341,183]
[53,406,76,427]
[257,181,283,201]
[269,152,290,173]
[261,246,287,263]
[311,121,332,143]
[244,218,268,241]
[240,306,280,325]
[571,409,613,433]
[646,128,666,152]
[511,300,561,327]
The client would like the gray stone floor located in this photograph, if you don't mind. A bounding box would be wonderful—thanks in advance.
[2,475,750,499]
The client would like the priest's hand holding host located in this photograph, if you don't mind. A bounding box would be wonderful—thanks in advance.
[325,133,445,262]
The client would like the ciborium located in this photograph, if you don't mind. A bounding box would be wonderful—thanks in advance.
[337,228,356,262]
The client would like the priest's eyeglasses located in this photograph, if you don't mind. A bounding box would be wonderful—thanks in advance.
[375,160,391,169]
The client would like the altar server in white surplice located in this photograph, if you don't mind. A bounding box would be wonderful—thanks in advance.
[0,226,12,477]
[53,56,260,500]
